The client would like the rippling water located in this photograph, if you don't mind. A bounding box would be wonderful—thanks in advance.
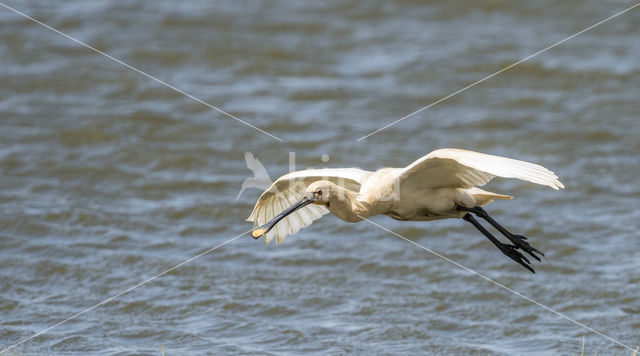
[1,1,639,354]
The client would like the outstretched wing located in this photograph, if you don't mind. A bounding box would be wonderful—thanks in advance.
[247,168,371,245]
[398,148,564,192]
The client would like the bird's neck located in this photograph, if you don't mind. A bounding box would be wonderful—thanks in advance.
[328,187,373,223]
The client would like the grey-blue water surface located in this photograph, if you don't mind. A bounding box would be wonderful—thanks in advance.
[1,0,639,354]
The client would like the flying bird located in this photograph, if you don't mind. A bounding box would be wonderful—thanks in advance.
[236,151,273,201]
[247,148,563,273]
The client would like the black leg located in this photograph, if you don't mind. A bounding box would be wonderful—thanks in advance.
[461,213,535,273]
[458,206,544,261]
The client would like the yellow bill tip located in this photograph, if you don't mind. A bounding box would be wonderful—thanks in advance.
[251,229,266,239]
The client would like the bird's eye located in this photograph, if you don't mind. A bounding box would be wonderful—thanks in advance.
[316,190,323,196]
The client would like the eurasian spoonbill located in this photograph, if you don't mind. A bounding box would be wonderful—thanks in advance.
[248,148,564,273]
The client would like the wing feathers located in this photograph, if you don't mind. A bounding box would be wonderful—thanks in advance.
[401,148,563,190]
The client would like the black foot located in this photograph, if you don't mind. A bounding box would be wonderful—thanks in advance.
[509,234,544,262]
[496,242,535,274]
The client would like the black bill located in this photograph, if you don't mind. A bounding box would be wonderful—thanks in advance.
[251,195,314,239]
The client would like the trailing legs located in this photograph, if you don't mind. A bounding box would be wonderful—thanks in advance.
[458,206,544,273]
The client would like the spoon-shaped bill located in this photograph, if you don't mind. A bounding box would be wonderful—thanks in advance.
[251,195,314,239]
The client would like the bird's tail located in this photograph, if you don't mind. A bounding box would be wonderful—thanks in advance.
[468,187,512,206]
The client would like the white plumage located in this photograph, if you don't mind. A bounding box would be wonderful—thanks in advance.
[399,148,563,190]
[247,148,563,272]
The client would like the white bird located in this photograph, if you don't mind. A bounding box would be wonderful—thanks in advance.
[236,151,273,201]
[248,148,564,273]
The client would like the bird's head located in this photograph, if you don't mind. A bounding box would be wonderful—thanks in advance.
[305,181,334,207]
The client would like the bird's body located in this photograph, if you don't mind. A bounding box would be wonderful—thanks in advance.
[248,148,563,272]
